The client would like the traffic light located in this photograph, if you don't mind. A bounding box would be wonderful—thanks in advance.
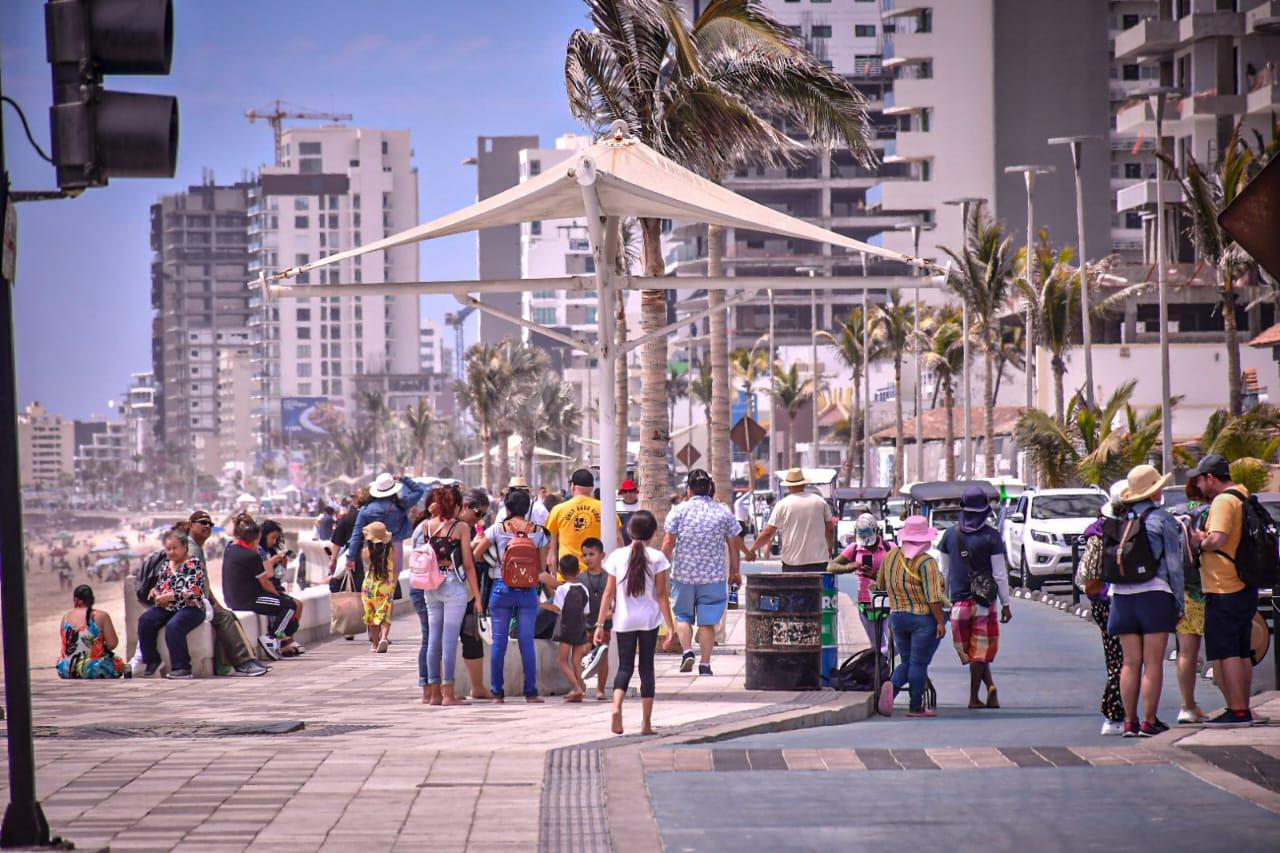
[44,0,178,193]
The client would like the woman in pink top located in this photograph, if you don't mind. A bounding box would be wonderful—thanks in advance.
[827,513,890,655]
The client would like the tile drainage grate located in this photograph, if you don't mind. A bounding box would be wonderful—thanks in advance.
[26,721,386,739]
[540,747,610,853]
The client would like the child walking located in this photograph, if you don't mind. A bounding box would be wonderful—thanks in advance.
[596,511,675,736]
[551,555,591,701]
[578,538,611,700]
[361,522,396,653]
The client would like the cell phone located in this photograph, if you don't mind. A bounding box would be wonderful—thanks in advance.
[861,554,873,569]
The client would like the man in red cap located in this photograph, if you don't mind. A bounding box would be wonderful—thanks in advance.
[618,479,640,545]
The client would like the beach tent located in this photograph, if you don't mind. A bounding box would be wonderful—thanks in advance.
[89,537,127,555]
[460,435,573,466]
[265,122,942,551]
[235,493,256,505]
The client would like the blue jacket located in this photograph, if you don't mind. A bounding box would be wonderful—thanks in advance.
[1128,499,1186,614]
[345,479,428,562]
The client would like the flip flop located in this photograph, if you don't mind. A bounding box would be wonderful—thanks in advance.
[986,687,1000,709]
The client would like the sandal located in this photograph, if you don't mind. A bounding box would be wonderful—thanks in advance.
[985,687,1000,709]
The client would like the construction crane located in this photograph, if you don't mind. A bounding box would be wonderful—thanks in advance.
[444,307,475,380]
[245,99,353,165]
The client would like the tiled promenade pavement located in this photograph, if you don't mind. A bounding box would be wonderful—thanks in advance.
[2,590,873,852]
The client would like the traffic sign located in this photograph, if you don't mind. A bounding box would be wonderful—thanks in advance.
[676,443,701,468]
[730,416,767,453]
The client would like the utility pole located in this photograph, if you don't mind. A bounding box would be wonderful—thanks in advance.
[894,221,934,483]
[1145,87,1183,474]
[1005,165,1055,419]
[1049,136,1100,410]
[942,197,986,479]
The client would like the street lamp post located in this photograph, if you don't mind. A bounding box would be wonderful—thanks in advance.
[1049,136,1101,410]
[859,252,871,486]
[1144,86,1183,474]
[768,287,776,485]
[894,222,934,483]
[1004,165,1055,419]
[942,197,986,479]
[798,265,822,469]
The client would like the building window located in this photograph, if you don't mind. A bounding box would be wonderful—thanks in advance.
[529,160,541,176]
[811,24,832,38]
[532,308,558,325]
[855,25,876,37]
[1122,64,1140,81]
[531,221,541,236]
[299,142,321,155]
[1125,211,1143,229]
[294,216,309,229]
[586,307,598,324]
[297,345,311,359]
[299,159,322,174]
[352,194,360,209]
[381,140,389,155]
[298,382,311,395]
[1124,162,1142,179]
[298,327,311,340]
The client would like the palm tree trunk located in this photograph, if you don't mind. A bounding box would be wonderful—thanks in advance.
[943,381,956,481]
[708,224,732,506]
[524,446,536,485]
[639,217,673,526]
[983,347,996,478]
[1053,356,1066,427]
[1224,274,1242,416]
[480,414,493,491]
[787,413,798,468]
[893,356,904,490]
[615,301,629,476]
[496,431,512,490]
[843,369,860,487]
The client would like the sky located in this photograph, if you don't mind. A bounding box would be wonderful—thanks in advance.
[1,0,589,419]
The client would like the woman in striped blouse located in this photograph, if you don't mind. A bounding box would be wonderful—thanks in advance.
[875,515,948,717]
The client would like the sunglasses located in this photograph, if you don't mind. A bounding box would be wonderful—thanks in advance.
[192,519,212,527]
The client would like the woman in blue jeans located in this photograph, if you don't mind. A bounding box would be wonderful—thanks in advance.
[874,516,948,717]
[472,489,549,703]
[409,487,482,706]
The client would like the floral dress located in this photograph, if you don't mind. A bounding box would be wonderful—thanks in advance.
[155,558,207,611]
[57,614,125,679]
[362,568,395,625]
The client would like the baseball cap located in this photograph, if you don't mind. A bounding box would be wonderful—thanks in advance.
[619,479,638,492]
[1187,453,1231,481]
[571,468,595,488]
[188,509,213,525]
[687,469,712,488]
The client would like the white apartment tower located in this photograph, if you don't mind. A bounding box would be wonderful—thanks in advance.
[249,126,420,445]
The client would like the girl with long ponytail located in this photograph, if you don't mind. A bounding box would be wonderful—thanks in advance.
[594,510,675,736]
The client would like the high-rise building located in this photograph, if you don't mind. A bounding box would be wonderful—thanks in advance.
[248,125,420,446]
[419,317,446,374]
[216,350,255,474]
[150,181,253,466]
[471,135,539,343]
[121,372,157,472]
[18,402,75,489]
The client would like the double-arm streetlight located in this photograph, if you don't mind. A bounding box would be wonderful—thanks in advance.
[1048,135,1100,410]
[894,221,935,483]
[1004,164,1056,416]
[941,197,986,479]
[798,264,823,469]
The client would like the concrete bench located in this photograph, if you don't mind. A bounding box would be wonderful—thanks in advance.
[450,632,572,697]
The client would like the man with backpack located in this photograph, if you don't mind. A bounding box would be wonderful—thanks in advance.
[1188,454,1273,727]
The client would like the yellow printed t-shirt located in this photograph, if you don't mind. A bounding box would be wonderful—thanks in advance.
[547,496,604,568]
[1201,487,1247,594]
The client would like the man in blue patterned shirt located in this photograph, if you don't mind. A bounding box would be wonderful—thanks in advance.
[662,469,744,675]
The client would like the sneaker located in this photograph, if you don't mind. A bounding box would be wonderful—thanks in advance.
[878,681,895,717]
[698,663,713,676]
[233,661,269,677]
[1138,720,1167,738]
[165,668,193,680]
[259,635,282,661]
[680,651,695,673]
[215,664,235,677]
[1203,709,1253,728]
[1177,707,1206,725]
[1100,719,1126,736]
[1122,721,1140,738]
[142,662,161,678]
[905,708,929,718]
[582,644,608,679]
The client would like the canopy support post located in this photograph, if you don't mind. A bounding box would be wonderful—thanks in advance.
[581,171,619,554]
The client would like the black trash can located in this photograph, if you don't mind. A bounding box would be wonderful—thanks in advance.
[744,572,823,690]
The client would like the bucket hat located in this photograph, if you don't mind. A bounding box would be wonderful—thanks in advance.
[1120,465,1172,505]
[958,486,991,533]
[897,514,938,559]
[362,521,392,544]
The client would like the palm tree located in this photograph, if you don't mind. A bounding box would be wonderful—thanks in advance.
[358,390,390,467]
[1161,122,1278,416]
[514,374,584,484]
[403,399,436,476]
[943,201,1018,477]
[1015,380,1171,488]
[920,306,967,481]
[666,365,689,430]
[491,338,547,488]
[874,291,915,490]
[1016,230,1082,426]
[819,307,882,487]
[688,359,714,461]
[769,363,813,468]
[566,0,875,517]
[455,342,504,490]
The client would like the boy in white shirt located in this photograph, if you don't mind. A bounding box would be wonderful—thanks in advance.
[550,555,591,702]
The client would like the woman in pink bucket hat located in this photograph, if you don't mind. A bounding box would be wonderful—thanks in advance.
[874,515,948,717]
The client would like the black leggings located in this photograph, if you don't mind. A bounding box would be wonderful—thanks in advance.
[613,627,659,699]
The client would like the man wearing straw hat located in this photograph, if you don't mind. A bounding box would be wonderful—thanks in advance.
[750,468,836,571]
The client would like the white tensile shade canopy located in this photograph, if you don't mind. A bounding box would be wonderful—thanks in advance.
[265,122,941,552]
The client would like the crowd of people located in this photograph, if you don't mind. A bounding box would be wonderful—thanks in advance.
[52,455,1272,737]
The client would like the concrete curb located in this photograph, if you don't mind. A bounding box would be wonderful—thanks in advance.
[1011,586,1094,621]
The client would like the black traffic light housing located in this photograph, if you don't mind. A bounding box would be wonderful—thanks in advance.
[45,0,178,193]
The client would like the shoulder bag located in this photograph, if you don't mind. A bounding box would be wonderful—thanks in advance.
[329,566,366,636]
[958,530,998,607]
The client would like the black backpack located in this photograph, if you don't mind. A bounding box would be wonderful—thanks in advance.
[135,549,168,605]
[1221,489,1280,589]
[832,649,889,692]
[1101,508,1161,585]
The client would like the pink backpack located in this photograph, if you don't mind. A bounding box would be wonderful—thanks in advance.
[408,525,446,591]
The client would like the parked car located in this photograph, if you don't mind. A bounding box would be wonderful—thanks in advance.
[1003,488,1107,590]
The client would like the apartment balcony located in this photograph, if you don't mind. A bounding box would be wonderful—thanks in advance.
[1246,0,1280,34]
[1114,97,1183,134]
[1178,10,1244,44]
[1177,92,1245,121]
[1115,179,1183,212]
[1248,77,1280,115]
[884,130,931,163]
[1114,18,1178,61]
[866,180,936,215]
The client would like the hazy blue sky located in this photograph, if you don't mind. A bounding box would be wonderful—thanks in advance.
[1,0,588,419]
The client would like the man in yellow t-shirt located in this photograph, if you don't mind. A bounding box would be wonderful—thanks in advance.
[1188,454,1258,727]
[545,469,602,588]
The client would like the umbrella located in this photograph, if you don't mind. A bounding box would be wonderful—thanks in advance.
[236,493,256,505]
[89,537,128,554]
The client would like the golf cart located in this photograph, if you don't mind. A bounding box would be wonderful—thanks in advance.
[904,480,999,549]
[773,467,839,504]
[834,487,892,548]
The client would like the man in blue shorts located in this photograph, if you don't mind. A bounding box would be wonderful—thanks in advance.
[662,469,744,676]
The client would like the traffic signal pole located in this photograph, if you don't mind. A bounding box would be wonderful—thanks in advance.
[0,52,51,849]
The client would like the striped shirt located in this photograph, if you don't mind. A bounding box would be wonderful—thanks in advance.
[875,548,947,615]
